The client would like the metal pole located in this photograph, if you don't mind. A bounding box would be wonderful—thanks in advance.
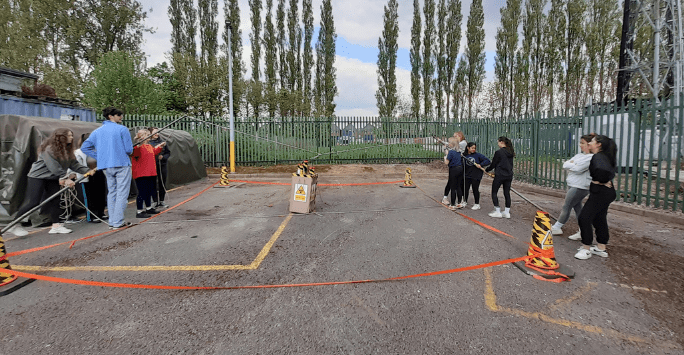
[654,0,661,99]
[227,21,236,173]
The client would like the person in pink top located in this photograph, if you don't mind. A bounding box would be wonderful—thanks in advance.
[131,130,166,218]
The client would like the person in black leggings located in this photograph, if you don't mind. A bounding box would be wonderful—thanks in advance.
[463,142,491,210]
[486,136,515,219]
[445,137,464,210]
[574,135,617,260]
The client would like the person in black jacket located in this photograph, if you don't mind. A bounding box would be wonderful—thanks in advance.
[574,135,617,260]
[462,142,491,210]
[486,136,515,218]
[148,127,171,208]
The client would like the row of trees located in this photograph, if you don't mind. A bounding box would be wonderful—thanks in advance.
[166,0,338,119]
[377,0,632,122]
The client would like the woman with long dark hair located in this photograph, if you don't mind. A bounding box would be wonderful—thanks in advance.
[574,135,618,260]
[486,136,515,218]
[7,128,91,236]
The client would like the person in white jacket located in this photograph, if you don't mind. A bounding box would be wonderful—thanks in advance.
[551,133,596,239]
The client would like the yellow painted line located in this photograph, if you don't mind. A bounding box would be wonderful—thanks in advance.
[483,268,681,349]
[547,281,597,311]
[13,213,295,272]
[249,213,293,268]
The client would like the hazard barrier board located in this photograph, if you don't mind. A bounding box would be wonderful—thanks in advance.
[290,176,318,213]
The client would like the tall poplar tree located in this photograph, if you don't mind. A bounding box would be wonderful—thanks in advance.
[223,0,244,117]
[566,0,586,110]
[494,0,521,120]
[409,0,422,118]
[444,0,462,122]
[302,0,314,116]
[276,0,287,89]
[462,0,485,119]
[248,0,263,118]
[545,0,565,112]
[198,0,221,116]
[315,0,337,117]
[264,0,278,118]
[525,0,547,113]
[422,0,436,119]
[376,0,399,118]
[434,0,447,120]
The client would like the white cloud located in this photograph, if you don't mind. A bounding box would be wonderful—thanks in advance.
[335,55,411,116]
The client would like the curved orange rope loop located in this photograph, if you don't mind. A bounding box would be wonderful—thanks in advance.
[0,254,535,290]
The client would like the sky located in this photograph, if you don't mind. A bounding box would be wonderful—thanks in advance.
[139,0,505,116]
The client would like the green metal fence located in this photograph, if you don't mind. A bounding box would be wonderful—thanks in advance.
[122,95,684,212]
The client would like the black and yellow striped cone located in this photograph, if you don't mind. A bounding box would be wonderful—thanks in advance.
[0,235,17,286]
[400,167,416,188]
[512,211,574,282]
[216,165,230,187]
[526,211,558,269]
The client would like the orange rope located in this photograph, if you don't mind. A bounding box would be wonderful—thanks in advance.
[228,179,405,186]
[0,254,536,290]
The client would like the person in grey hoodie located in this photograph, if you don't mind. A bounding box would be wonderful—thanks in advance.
[551,133,596,238]
[8,128,91,236]
[486,136,515,219]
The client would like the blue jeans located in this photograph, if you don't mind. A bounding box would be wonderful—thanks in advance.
[557,187,590,225]
[104,166,132,227]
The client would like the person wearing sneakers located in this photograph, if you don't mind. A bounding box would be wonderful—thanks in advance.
[148,127,171,209]
[463,142,491,211]
[441,132,467,206]
[551,133,595,239]
[8,128,92,236]
[131,130,166,219]
[574,135,617,260]
[445,137,465,210]
[81,107,134,230]
[486,136,515,219]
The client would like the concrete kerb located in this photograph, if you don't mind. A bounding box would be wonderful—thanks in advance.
[208,173,684,227]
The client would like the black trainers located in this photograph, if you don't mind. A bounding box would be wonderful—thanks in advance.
[145,208,159,215]
[109,221,132,230]
[136,212,151,218]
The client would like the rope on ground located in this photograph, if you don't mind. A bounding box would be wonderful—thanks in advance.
[227,179,405,186]
[0,254,536,290]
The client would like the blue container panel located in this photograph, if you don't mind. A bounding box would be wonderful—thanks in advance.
[0,95,96,122]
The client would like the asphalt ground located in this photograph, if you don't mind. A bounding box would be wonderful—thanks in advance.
[0,174,682,354]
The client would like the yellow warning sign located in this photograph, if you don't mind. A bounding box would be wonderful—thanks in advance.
[294,184,307,202]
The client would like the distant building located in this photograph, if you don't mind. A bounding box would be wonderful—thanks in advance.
[0,66,96,122]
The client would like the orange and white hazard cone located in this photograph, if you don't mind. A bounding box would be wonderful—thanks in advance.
[0,234,17,286]
[513,211,574,282]
[215,165,231,188]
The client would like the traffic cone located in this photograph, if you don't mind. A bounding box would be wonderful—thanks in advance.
[215,165,231,188]
[400,167,416,188]
[513,211,574,282]
[0,234,17,287]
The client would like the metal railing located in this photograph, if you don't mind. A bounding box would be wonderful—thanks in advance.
[119,95,684,212]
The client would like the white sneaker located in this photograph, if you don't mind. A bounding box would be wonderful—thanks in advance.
[501,211,511,219]
[461,201,467,208]
[471,204,481,210]
[551,228,563,235]
[48,225,72,234]
[590,246,608,257]
[574,247,592,260]
[441,197,449,205]
[7,224,29,237]
[158,201,169,208]
[488,211,503,218]
[568,231,582,240]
